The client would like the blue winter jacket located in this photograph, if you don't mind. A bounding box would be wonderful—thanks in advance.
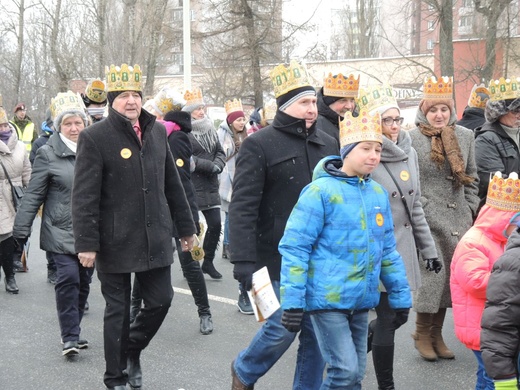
[279,156,412,312]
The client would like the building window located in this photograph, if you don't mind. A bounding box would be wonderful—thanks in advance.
[427,20,435,30]
[427,39,434,50]
[172,9,182,22]
[459,15,472,27]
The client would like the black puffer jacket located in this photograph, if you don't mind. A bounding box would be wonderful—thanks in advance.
[229,109,339,282]
[14,134,76,254]
[456,106,486,131]
[316,88,341,144]
[475,121,520,208]
[481,229,520,379]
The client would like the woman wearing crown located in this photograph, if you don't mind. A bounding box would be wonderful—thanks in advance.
[182,88,226,279]
[364,85,439,389]
[409,76,480,362]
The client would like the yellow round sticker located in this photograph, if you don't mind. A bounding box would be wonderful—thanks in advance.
[176,158,184,167]
[400,170,410,181]
[120,148,132,159]
[376,213,384,227]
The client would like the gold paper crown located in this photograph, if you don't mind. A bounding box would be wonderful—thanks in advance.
[323,73,360,98]
[486,172,520,211]
[357,85,397,114]
[468,83,490,108]
[85,79,107,103]
[263,100,277,122]
[105,64,142,92]
[50,91,85,121]
[153,88,185,115]
[224,99,243,115]
[270,60,311,98]
[488,77,520,101]
[423,76,453,99]
[339,109,382,147]
[0,107,8,124]
[183,88,204,107]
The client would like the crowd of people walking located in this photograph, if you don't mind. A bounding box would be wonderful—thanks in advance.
[2,61,520,390]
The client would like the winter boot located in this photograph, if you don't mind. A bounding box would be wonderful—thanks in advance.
[222,244,230,260]
[372,344,395,390]
[411,312,437,361]
[1,238,19,294]
[431,308,455,359]
[202,259,222,279]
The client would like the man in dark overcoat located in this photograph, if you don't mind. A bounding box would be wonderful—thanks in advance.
[229,60,339,390]
[71,64,196,390]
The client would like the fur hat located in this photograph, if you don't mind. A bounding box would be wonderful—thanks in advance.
[163,110,192,133]
[485,98,520,123]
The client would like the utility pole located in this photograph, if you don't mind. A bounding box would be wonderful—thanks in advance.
[183,0,192,90]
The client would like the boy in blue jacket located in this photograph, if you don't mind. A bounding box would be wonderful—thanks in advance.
[279,109,412,390]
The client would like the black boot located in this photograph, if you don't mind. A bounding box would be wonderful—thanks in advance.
[201,259,222,279]
[5,275,19,294]
[1,237,19,294]
[126,352,142,389]
[372,344,395,390]
[179,251,211,316]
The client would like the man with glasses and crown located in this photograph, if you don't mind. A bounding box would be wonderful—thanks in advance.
[72,64,196,390]
[229,60,338,390]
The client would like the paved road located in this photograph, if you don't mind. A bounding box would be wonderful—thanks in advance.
[0,220,476,389]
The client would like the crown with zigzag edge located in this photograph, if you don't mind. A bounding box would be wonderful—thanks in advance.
[269,60,312,98]
[183,88,204,107]
[357,84,397,114]
[486,171,520,211]
[50,91,86,121]
[488,77,520,101]
[339,108,382,148]
[323,73,360,98]
[224,98,243,115]
[85,79,107,103]
[423,76,453,99]
[105,64,142,92]
[468,83,490,108]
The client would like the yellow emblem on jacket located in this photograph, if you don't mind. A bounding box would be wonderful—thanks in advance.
[120,148,132,159]
[176,158,184,167]
[400,170,410,181]
[376,213,384,227]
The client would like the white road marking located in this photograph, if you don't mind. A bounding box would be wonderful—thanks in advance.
[173,286,238,305]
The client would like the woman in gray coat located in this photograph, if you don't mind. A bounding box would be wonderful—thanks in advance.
[13,92,91,357]
[409,77,480,362]
[367,87,439,389]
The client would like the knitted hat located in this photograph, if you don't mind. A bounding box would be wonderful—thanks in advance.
[224,98,245,125]
[163,110,192,133]
[182,88,205,113]
[322,94,343,106]
[50,91,88,131]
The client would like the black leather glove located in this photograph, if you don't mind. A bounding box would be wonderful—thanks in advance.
[233,262,255,291]
[281,309,304,332]
[393,308,410,329]
[14,236,28,250]
[424,258,442,273]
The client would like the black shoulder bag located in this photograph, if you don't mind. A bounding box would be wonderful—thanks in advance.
[0,159,25,211]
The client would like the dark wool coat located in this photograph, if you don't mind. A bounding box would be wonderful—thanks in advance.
[14,134,77,254]
[481,229,520,380]
[72,107,196,273]
[475,121,520,209]
[229,109,340,282]
[371,130,437,291]
[188,130,226,210]
[316,88,341,145]
[456,106,486,131]
[410,111,480,313]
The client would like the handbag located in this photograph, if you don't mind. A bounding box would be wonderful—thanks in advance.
[0,159,25,211]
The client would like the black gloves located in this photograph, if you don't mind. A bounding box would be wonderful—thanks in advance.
[233,262,255,291]
[14,236,28,250]
[281,309,304,332]
[393,308,410,329]
[424,258,442,273]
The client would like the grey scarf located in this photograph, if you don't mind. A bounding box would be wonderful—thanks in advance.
[191,117,219,153]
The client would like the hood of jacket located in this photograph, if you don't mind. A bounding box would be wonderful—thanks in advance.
[505,226,520,251]
[473,204,516,245]
[380,130,411,162]
[414,105,458,127]
[312,155,373,185]
[317,88,342,127]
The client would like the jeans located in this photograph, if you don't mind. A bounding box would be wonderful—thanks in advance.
[223,211,229,246]
[473,350,495,390]
[311,310,369,390]
[51,252,92,342]
[233,280,325,389]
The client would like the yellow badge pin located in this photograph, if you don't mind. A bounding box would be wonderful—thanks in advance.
[400,170,410,181]
[376,213,384,227]
[176,158,184,167]
[120,148,132,159]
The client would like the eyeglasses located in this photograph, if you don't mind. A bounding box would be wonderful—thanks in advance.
[381,117,404,126]
[509,107,520,114]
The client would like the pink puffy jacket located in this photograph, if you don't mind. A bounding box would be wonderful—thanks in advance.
[450,205,515,351]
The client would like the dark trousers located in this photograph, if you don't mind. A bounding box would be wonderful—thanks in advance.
[97,266,173,388]
[200,208,221,262]
[372,292,397,346]
[50,252,92,342]
[0,236,15,278]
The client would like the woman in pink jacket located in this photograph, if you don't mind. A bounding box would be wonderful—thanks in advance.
[451,171,520,390]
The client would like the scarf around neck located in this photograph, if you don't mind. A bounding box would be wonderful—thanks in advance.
[191,117,219,153]
[0,129,12,144]
[418,123,474,187]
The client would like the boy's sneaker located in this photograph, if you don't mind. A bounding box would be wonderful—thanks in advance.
[61,338,88,349]
[62,341,79,356]
[237,289,254,315]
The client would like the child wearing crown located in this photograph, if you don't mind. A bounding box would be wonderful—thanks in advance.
[279,109,411,389]
[451,172,520,390]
